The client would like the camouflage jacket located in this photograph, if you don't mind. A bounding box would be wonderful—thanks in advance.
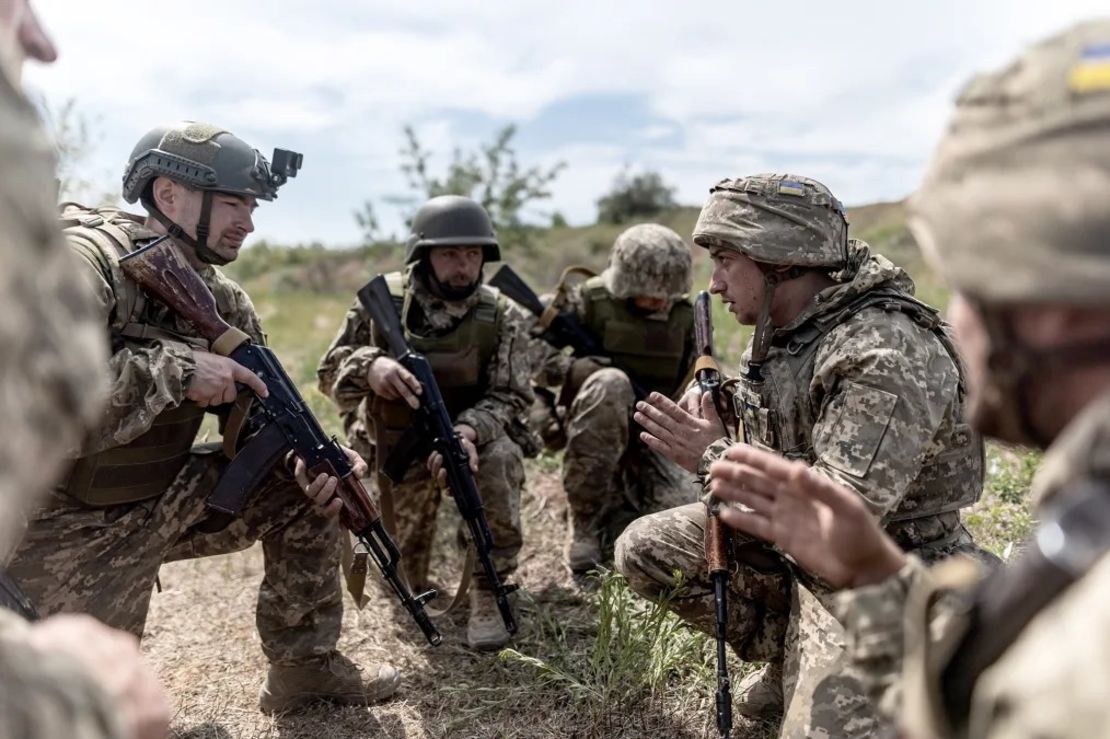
[0,67,121,739]
[701,241,982,544]
[837,389,1110,738]
[318,269,533,448]
[67,224,265,456]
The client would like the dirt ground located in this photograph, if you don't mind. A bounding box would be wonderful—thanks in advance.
[145,461,734,739]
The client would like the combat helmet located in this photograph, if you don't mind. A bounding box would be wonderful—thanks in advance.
[909,19,1110,446]
[602,223,692,300]
[122,121,301,264]
[405,195,500,264]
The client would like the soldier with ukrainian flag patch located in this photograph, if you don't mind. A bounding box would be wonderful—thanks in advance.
[614,173,992,737]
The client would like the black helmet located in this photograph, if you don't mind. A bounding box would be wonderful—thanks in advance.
[405,195,500,264]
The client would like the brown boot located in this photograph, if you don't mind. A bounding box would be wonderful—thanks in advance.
[258,651,400,715]
[734,661,784,720]
[467,587,511,652]
[564,512,602,573]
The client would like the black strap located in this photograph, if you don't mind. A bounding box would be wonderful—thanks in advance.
[207,423,289,515]
[941,477,1110,726]
[0,567,38,620]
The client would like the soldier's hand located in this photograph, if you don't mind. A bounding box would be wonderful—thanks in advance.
[634,392,726,473]
[293,446,369,520]
[427,424,479,486]
[708,445,907,589]
[25,614,171,739]
[367,356,422,409]
[187,350,269,406]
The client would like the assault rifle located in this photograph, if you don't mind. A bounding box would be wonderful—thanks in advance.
[358,274,518,636]
[694,290,732,739]
[486,264,650,401]
[119,237,442,647]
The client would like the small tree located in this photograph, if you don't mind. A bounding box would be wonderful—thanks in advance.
[33,96,116,204]
[596,168,677,225]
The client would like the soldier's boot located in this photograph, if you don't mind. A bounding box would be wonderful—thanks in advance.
[564,512,602,574]
[734,661,784,721]
[258,650,401,714]
[467,587,511,652]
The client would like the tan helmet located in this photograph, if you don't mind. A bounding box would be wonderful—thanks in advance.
[910,19,1110,305]
[692,173,848,268]
[602,223,693,300]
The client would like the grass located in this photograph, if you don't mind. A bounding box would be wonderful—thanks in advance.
[147,204,1040,737]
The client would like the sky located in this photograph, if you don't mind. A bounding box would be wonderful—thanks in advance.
[26,1,1109,246]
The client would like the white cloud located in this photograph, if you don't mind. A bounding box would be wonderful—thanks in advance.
[26,0,1110,243]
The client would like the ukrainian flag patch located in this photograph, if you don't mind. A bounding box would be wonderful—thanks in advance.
[1069,43,1110,94]
[778,180,806,197]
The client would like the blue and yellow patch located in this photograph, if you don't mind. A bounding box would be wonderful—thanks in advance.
[1069,43,1110,94]
[777,180,806,197]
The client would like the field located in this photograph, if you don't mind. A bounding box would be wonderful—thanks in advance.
[146,206,1039,738]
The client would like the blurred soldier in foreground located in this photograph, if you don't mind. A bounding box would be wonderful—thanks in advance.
[8,120,400,715]
[528,224,698,572]
[616,174,989,735]
[0,2,169,737]
[318,195,534,651]
[706,20,1110,738]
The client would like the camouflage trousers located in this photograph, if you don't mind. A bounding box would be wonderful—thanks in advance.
[562,368,699,546]
[616,502,988,738]
[9,444,342,665]
[379,434,524,591]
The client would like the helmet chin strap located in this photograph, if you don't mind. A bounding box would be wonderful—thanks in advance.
[420,260,482,302]
[977,304,1110,448]
[141,190,229,266]
[748,265,806,380]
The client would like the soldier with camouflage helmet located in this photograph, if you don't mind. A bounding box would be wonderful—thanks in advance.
[317,194,535,652]
[704,20,1110,738]
[528,223,699,573]
[615,173,990,735]
[8,120,404,715]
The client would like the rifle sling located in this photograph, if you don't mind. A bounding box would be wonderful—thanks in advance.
[0,567,37,620]
[207,422,288,515]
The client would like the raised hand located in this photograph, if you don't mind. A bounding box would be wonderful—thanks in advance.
[634,391,727,473]
[708,444,906,589]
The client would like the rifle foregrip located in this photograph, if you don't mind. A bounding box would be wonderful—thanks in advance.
[705,510,730,575]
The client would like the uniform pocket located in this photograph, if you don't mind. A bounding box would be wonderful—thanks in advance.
[814,380,898,478]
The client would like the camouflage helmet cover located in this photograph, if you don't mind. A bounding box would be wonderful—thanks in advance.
[602,223,693,300]
[910,19,1110,305]
[405,195,500,264]
[692,173,848,269]
[121,121,292,204]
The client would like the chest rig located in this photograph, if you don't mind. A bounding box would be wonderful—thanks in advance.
[735,288,982,522]
[370,272,502,458]
[579,276,693,398]
[57,205,209,506]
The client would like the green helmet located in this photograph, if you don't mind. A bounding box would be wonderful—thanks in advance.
[692,173,848,269]
[911,19,1110,305]
[602,223,692,300]
[405,195,499,264]
[121,121,299,204]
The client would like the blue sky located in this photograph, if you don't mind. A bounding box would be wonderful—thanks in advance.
[28,1,1108,246]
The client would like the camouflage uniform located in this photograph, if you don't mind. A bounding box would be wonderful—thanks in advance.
[318,266,533,591]
[7,211,344,665]
[531,224,699,553]
[0,60,124,738]
[617,178,985,738]
[835,21,1110,738]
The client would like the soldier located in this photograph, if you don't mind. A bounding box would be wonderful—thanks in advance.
[615,174,988,734]
[529,223,698,572]
[317,195,533,652]
[707,20,1110,738]
[0,2,169,737]
[7,121,401,715]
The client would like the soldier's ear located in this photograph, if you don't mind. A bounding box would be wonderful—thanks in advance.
[150,177,179,214]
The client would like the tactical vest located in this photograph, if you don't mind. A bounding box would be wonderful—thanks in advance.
[370,272,503,459]
[57,204,207,507]
[735,288,982,524]
[579,275,693,398]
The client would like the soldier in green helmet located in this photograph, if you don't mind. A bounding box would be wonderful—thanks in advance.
[615,174,991,736]
[8,121,403,715]
[704,20,1110,738]
[527,223,699,573]
[318,194,535,652]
